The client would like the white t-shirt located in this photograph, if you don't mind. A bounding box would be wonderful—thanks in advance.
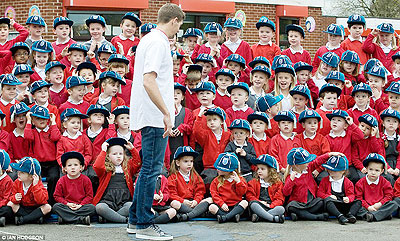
[130,29,175,130]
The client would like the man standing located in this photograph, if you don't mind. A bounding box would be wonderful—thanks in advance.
[128,3,185,241]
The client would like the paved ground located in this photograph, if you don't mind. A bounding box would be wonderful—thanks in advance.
[0,218,399,241]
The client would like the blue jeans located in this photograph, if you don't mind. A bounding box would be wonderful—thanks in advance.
[128,127,168,229]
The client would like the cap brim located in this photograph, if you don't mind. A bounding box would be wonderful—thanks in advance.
[106,137,128,148]
[61,151,85,166]
[273,115,294,122]
[112,109,129,117]
[295,66,313,73]
[274,66,295,76]
[319,86,342,97]
[86,19,105,27]
[286,26,305,38]
[227,85,249,94]
[256,22,275,31]
[215,72,235,81]
[108,58,130,65]
[87,108,110,117]
[363,158,386,168]
[247,114,269,124]
[122,16,142,27]
[289,90,310,99]
[174,86,186,94]
[174,151,199,160]
[54,20,74,28]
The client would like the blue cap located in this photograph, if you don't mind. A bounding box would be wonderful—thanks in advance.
[227,82,250,95]
[86,104,110,117]
[326,109,349,120]
[272,55,292,71]
[111,105,130,117]
[274,63,295,76]
[193,81,216,94]
[224,18,243,29]
[108,54,129,65]
[173,146,199,160]
[215,68,235,81]
[347,15,366,26]
[289,85,311,100]
[325,71,345,83]
[392,52,400,61]
[174,82,186,94]
[229,119,251,132]
[247,111,269,125]
[204,22,223,35]
[251,154,279,171]
[13,64,34,76]
[26,15,45,27]
[106,137,128,148]
[86,15,106,27]
[10,42,30,55]
[358,114,378,127]
[251,66,271,78]
[77,62,97,75]
[386,82,400,95]
[98,43,117,54]
[299,109,321,123]
[323,24,344,36]
[45,61,66,73]
[322,155,349,171]
[1,74,22,86]
[66,76,92,89]
[30,105,50,119]
[366,65,387,79]
[287,148,317,166]
[294,61,313,73]
[256,16,275,31]
[122,12,141,27]
[60,108,88,122]
[10,157,41,176]
[195,53,214,64]
[204,107,226,121]
[341,50,360,64]
[377,23,394,34]
[364,59,382,73]
[380,109,400,122]
[30,80,52,94]
[318,52,340,68]
[286,24,305,38]
[140,23,157,34]
[351,83,372,96]
[61,151,84,167]
[53,16,73,28]
[0,150,11,170]
[256,94,283,112]
[226,54,246,68]
[249,56,271,69]
[363,153,386,168]
[10,102,30,116]
[214,152,239,172]
[319,83,342,97]
[183,28,203,38]
[273,110,296,123]
[171,50,184,60]
[68,43,88,55]
[31,40,53,53]
[99,71,126,85]
[0,18,10,27]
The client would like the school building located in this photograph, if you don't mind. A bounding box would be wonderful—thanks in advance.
[0,0,345,58]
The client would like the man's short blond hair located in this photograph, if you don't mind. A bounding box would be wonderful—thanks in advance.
[157,3,185,24]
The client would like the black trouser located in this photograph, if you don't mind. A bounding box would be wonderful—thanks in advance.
[325,198,362,217]
[53,203,96,223]
[40,161,59,205]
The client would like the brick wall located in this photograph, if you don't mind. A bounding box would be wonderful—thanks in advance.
[0,0,63,41]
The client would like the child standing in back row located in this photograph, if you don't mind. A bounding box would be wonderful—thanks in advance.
[251,17,281,65]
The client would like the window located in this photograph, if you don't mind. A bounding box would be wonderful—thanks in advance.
[278,17,299,50]
[178,13,225,40]
[67,11,138,42]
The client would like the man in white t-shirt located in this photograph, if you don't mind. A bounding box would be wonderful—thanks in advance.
[128,3,185,241]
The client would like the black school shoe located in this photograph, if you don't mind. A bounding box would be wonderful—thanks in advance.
[346,214,357,224]
[338,214,349,225]
[234,214,241,223]
[290,213,298,221]
[14,216,22,226]
[251,214,259,223]
[365,213,374,222]
[0,217,5,227]
[80,216,91,225]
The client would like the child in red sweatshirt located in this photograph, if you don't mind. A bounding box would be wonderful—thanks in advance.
[8,103,30,166]
[247,112,270,157]
[209,152,248,223]
[366,65,389,114]
[222,18,252,67]
[348,83,379,126]
[213,68,234,111]
[107,54,132,106]
[8,157,51,225]
[282,24,311,64]
[339,50,365,85]
[53,151,96,225]
[355,153,398,221]
[256,94,283,138]
[59,76,91,115]
[110,13,141,57]
[45,61,68,108]
[224,54,250,85]
[226,82,254,121]
[0,150,14,226]
[51,17,76,68]
[251,17,281,66]
[340,15,369,65]
[316,83,342,136]
[0,74,22,133]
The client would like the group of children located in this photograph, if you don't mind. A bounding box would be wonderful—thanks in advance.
[0,10,400,228]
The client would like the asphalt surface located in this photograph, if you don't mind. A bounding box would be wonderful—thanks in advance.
[0,218,398,241]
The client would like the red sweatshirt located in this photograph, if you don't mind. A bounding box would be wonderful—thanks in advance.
[8,130,30,162]
[84,127,109,162]
[221,41,253,68]
[295,133,331,156]
[49,87,69,108]
[196,44,225,67]
[213,91,232,111]
[10,180,48,206]
[0,22,28,74]
[370,93,389,115]
[317,176,355,202]
[0,175,13,207]
[316,107,333,136]
[83,88,99,103]
[117,79,132,106]
[51,38,76,68]
[210,176,247,207]
[326,124,364,166]
[152,175,170,207]
[265,119,279,139]
[93,149,141,205]
[24,124,61,162]
[110,35,140,57]
[167,172,206,204]
[347,106,379,126]
[362,33,399,73]
[270,133,300,169]
[0,99,19,133]
[225,106,254,122]
[251,43,281,67]
[54,174,93,205]
[282,154,329,203]
[341,37,369,65]
[0,130,9,152]
[56,134,93,168]
[59,100,90,117]
[353,136,385,170]
[90,96,125,112]
[394,177,400,197]
[355,176,393,209]
[184,89,201,111]
[246,179,284,208]
[248,134,270,157]
[312,46,345,74]
[282,48,312,64]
